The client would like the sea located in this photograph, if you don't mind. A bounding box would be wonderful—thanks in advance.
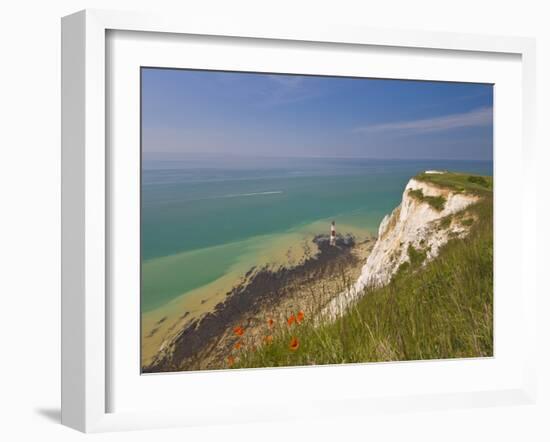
[141,156,493,314]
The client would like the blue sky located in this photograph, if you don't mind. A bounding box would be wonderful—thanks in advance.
[142,68,493,161]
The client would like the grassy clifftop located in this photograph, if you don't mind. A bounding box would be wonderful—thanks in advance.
[233,173,493,369]
[415,171,493,196]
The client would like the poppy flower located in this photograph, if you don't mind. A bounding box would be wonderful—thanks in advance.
[264,335,273,344]
[227,356,235,367]
[234,341,242,350]
[289,336,299,351]
[233,326,245,336]
[296,311,305,324]
[267,318,274,328]
[287,314,296,326]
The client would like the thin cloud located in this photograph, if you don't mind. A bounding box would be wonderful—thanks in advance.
[354,106,493,134]
[266,75,305,88]
[260,75,320,107]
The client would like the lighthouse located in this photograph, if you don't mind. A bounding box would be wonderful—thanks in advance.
[330,221,336,246]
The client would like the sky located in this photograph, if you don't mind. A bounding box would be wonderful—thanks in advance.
[141,68,493,161]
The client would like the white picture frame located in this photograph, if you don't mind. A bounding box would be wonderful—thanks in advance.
[61,9,538,433]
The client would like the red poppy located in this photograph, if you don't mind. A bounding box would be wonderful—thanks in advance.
[287,314,296,326]
[289,336,299,351]
[296,311,305,324]
[267,318,274,328]
[227,356,235,367]
[234,341,242,350]
[233,326,245,336]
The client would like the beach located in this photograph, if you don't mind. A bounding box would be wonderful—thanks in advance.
[143,230,374,371]
[141,220,372,367]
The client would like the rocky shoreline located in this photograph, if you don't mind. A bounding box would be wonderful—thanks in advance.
[143,233,373,373]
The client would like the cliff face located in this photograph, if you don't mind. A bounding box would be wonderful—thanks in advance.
[324,175,479,318]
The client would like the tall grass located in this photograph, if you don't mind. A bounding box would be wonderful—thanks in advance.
[235,197,493,369]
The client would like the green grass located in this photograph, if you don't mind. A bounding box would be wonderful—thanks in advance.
[234,189,493,369]
[439,215,452,229]
[407,244,427,268]
[415,171,493,196]
[408,188,446,211]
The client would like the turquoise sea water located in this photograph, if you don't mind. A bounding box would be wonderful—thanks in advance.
[141,157,493,312]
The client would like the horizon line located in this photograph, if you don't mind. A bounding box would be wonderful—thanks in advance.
[142,152,493,162]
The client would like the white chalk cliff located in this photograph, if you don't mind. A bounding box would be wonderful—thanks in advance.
[324,175,479,318]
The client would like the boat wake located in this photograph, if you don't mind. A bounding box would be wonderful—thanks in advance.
[219,191,283,199]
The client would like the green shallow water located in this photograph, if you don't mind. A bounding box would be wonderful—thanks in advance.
[141,157,493,312]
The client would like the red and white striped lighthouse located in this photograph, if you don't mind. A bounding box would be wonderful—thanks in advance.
[330,221,336,246]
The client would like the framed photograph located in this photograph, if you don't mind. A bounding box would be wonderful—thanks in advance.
[61,9,537,432]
